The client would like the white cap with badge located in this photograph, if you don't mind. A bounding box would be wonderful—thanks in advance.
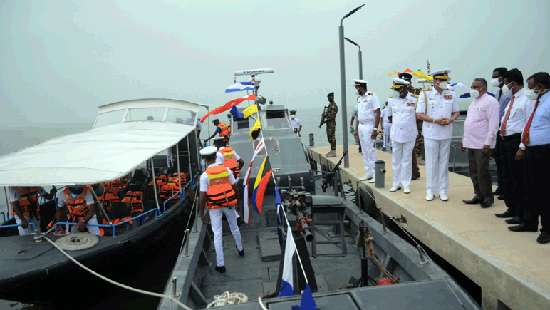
[199,146,218,156]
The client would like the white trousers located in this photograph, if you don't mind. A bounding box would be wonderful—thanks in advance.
[14,215,38,236]
[383,124,392,149]
[424,138,452,194]
[70,215,101,236]
[209,207,243,267]
[391,140,415,188]
[358,123,376,178]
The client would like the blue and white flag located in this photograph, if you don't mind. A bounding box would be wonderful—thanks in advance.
[279,226,296,297]
[225,82,256,93]
[299,285,317,310]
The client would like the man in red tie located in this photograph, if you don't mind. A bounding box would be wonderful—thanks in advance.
[514,72,550,244]
[492,69,533,225]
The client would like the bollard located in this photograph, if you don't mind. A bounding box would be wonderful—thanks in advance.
[374,160,385,188]
[309,133,314,147]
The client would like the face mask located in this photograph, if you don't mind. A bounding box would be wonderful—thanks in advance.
[490,78,500,88]
[525,89,537,100]
[502,84,512,96]
[470,89,480,98]
[436,81,448,90]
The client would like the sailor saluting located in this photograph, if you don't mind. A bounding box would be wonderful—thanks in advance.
[415,69,460,202]
[198,146,244,273]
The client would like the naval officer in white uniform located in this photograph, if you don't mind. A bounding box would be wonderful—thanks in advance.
[354,79,381,182]
[416,69,460,202]
[388,78,418,194]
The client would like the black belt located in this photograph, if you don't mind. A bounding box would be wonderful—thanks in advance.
[502,133,521,141]
[527,144,550,151]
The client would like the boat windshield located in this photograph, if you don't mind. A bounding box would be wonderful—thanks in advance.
[127,108,165,122]
[165,108,195,125]
[94,110,126,127]
[260,109,290,130]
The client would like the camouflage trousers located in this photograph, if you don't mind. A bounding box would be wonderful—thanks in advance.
[326,121,336,150]
[412,133,424,179]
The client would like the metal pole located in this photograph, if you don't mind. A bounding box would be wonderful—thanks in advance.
[176,143,182,193]
[358,49,363,80]
[339,23,349,168]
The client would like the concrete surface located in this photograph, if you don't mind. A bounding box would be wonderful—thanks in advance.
[309,145,550,310]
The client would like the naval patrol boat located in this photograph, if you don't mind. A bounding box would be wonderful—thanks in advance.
[157,69,479,310]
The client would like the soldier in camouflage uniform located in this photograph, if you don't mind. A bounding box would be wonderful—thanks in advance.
[325,92,338,157]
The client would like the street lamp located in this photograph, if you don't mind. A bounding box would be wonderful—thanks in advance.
[339,3,365,168]
[344,37,363,80]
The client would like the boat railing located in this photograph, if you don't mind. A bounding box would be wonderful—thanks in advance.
[0,222,37,230]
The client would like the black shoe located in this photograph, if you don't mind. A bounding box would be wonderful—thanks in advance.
[536,232,550,244]
[237,246,245,257]
[508,224,538,232]
[215,266,226,273]
[497,195,504,200]
[493,188,502,195]
[495,210,514,218]
[412,175,420,180]
[481,202,494,208]
[505,217,521,225]
[462,197,481,205]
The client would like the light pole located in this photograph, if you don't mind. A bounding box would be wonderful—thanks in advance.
[339,3,365,168]
[344,37,363,80]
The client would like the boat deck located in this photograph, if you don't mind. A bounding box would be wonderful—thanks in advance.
[308,145,550,310]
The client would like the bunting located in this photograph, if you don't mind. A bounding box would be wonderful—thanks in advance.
[242,104,259,118]
[250,116,262,139]
[279,226,296,297]
[242,139,266,223]
[199,94,256,122]
[252,156,272,214]
[225,82,256,93]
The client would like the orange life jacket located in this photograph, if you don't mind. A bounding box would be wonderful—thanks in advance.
[63,187,92,221]
[218,122,231,138]
[14,187,39,219]
[205,165,237,209]
[220,146,240,177]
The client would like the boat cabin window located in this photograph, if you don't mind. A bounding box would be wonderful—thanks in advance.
[127,108,165,122]
[236,119,250,129]
[94,110,126,127]
[261,110,290,129]
[165,108,195,125]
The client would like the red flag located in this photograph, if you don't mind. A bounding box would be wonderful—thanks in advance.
[200,94,256,122]
[253,169,272,214]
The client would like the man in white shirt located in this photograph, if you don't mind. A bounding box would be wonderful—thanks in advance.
[492,69,534,230]
[381,102,392,151]
[354,79,381,182]
[289,110,303,137]
[56,186,100,235]
[388,78,418,194]
[199,146,244,273]
[416,69,460,202]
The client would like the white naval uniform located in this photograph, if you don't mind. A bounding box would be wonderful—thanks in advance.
[356,92,381,178]
[199,164,243,267]
[416,88,459,196]
[388,95,418,189]
[381,107,392,149]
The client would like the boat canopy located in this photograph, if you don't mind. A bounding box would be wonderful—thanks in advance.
[0,99,202,187]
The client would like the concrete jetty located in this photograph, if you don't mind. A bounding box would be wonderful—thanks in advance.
[308,145,550,310]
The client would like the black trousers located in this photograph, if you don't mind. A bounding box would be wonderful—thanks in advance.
[499,134,526,219]
[467,148,493,205]
[525,144,550,232]
[494,131,504,191]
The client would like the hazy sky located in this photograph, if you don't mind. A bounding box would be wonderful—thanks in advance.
[1,0,549,127]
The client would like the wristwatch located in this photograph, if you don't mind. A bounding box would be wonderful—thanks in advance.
[519,143,526,151]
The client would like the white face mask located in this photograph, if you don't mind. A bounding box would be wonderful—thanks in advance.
[438,81,448,89]
[470,88,480,99]
[525,89,537,100]
[502,83,512,96]
[490,78,500,88]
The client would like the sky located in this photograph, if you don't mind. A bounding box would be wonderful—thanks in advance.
[1,0,549,128]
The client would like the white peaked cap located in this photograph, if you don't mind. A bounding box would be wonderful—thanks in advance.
[199,146,218,156]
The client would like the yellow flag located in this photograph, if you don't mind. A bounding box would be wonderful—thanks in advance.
[243,104,259,118]
[249,117,261,137]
